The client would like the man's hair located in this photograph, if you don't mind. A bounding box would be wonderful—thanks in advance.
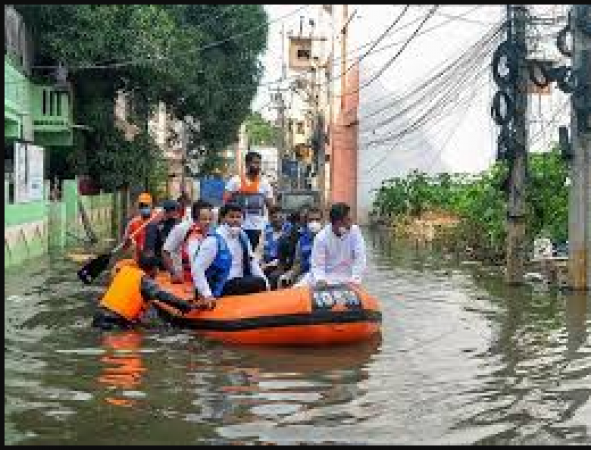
[245,151,262,164]
[177,192,190,204]
[219,202,243,218]
[329,202,351,223]
[191,200,213,221]
[269,205,282,216]
[286,211,300,224]
[308,205,323,217]
[138,251,159,272]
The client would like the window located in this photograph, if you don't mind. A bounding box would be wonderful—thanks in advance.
[4,142,15,204]
[297,48,311,61]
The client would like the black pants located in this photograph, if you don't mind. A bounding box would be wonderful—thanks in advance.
[244,229,261,250]
[92,307,134,330]
[264,266,284,290]
[221,276,267,297]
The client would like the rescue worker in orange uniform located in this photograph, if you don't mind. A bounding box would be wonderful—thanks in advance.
[92,252,199,330]
[122,193,158,262]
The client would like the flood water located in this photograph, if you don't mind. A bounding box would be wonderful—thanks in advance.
[4,230,590,445]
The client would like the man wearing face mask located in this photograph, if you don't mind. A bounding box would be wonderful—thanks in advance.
[223,151,274,252]
[191,203,269,307]
[162,200,214,283]
[122,192,158,262]
[278,206,324,287]
[296,202,367,287]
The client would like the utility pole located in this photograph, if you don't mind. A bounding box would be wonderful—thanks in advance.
[281,24,286,81]
[505,5,529,285]
[275,90,287,191]
[340,4,348,111]
[568,5,590,290]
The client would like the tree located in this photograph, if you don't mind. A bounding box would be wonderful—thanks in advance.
[17,5,268,190]
[244,111,280,146]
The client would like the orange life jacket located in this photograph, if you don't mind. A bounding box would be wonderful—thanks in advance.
[239,174,260,194]
[99,265,146,321]
[126,215,152,260]
[236,175,266,218]
[181,223,203,282]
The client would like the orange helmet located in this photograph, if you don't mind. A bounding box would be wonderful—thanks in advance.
[137,193,153,205]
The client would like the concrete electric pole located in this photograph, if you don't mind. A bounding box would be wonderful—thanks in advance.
[568,5,591,290]
[505,5,530,285]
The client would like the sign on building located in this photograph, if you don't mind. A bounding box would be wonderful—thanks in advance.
[14,142,44,203]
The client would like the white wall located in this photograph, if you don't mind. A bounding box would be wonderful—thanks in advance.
[356,63,450,225]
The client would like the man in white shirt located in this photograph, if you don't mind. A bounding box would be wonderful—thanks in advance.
[223,151,274,252]
[162,200,213,283]
[191,203,269,308]
[297,202,367,287]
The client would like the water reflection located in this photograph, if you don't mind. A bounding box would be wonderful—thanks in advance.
[97,331,147,408]
[4,236,590,445]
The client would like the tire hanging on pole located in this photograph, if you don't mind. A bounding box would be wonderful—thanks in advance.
[527,60,551,89]
[492,41,518,88]
[556,26,573,58]
[491,90,516,127]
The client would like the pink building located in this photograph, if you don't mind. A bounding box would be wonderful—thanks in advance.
[329,62,359,220]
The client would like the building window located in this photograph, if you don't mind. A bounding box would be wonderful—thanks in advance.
[297,48,311,61]
[4,142,15,204]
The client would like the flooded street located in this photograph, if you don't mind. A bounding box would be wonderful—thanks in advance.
[4,230,590,445]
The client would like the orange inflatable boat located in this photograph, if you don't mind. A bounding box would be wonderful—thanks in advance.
[151,273,382,346]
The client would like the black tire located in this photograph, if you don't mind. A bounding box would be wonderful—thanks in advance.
[556,26,572,58]
[491,90,515,127]
[558,126,574,160]
[557,66,576,94]
[492,41,518,88]
[528,60,551,89]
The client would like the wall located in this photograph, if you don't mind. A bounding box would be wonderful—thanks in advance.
[4,178,122,268]
[355,62,449,225]
[329,62,359,219]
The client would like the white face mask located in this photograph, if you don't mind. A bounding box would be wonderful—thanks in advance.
[227,225,242,237]
[338,226,350,237]
[308,221,322,234]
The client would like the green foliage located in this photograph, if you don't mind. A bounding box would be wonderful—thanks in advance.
[17,5,268,190]
[525,147,569,242]
[244,111,280,146]
[372,149,568,258]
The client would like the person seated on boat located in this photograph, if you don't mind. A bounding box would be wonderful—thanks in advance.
[143,199,182,271]
[260,205,293,289]
[223,151,275,252]
[296,202,367,288]
[121,192,159,262]
[162,200,214,284]
[191,202,269,306]
[273,207,307,270]
[92,252,199,330]
[278,205,324,287]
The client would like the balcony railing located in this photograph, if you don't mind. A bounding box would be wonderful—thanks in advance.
[31,85,72,132]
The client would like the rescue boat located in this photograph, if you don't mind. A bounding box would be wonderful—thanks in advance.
[151,272,382,346]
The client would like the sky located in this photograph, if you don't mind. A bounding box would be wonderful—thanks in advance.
[251,5,571,175]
